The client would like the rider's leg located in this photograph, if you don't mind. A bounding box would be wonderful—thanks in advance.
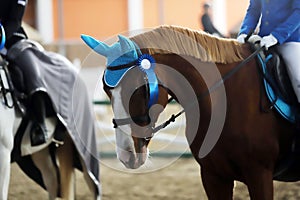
[12,48,48,146]
[278,42,300,142]
[277,42,300,102]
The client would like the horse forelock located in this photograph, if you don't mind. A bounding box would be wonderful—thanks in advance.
[131,25,246,64]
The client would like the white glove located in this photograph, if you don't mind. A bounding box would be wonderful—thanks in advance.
[260,34,278,50]
[237,34,247,43]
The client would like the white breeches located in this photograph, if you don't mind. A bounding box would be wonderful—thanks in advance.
[277,42,300,102]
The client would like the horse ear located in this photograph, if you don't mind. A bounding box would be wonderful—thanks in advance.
[118,35,134,51]
[81,34,109,56]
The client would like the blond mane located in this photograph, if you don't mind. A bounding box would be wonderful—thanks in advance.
[131,25,245,64]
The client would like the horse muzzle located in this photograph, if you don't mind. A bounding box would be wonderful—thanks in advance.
[117,138,149,169]
[117,148,148,169]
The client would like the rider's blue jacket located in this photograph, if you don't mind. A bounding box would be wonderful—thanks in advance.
[239,0,300,44]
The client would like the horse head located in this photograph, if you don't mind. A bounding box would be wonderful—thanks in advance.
[82,34,168,169]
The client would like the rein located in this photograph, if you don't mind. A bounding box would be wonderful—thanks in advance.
[111,46,264,137]
[0,59,15,108]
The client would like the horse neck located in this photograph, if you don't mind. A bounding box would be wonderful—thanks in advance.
[154,53,259,157]
[155,53,228,108]
[155,54,215,148]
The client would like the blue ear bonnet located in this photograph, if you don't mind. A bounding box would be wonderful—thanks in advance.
[81,34,139,67]
[81,34,140,87]
[106,36,140,67]
[81,34,159,108]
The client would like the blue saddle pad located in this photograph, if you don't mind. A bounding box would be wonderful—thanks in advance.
[259,55,296,123]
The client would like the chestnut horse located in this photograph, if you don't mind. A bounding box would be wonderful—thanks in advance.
[82,25,297,199]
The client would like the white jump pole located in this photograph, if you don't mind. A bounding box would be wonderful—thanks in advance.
[212,0,227,35]
[128,0,144,32]
[35,0,54,43]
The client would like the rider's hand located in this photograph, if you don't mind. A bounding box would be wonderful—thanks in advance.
[260,34,278,50]
[237,34,247,43]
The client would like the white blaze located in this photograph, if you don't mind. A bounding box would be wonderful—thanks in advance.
[111,87,135,162]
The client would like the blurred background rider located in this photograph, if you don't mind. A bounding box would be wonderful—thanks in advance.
[200,2,225,38]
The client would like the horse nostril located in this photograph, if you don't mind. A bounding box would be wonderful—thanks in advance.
[126,148,134,153]
[120,153,139,169]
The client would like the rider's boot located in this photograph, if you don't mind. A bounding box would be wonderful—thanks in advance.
[30,92,48,146]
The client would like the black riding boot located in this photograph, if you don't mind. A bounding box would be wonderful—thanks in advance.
[30,92,48,146]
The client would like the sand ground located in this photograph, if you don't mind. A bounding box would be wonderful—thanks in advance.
[8,157,300,200]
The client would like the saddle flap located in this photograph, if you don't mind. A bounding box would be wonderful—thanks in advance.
[8,62,26,93]
[266,50,297,105]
